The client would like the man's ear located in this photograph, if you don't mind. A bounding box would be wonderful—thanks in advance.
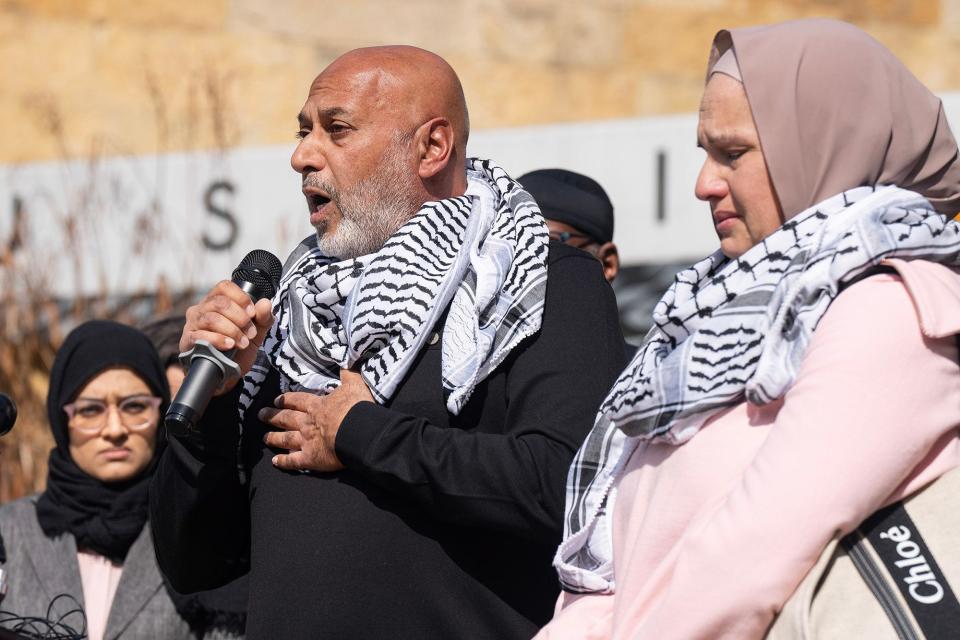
[415,117,455,179]
[596,242,620,283]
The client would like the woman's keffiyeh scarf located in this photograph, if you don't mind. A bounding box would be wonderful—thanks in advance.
[239,158,548,426]
[556,185,960,594]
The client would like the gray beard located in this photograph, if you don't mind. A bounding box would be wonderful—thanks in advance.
[312,143,423,260]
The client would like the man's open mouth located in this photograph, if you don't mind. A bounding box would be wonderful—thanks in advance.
[307,193,331,211]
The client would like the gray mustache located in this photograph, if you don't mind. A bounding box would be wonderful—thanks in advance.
[303,174,340,200]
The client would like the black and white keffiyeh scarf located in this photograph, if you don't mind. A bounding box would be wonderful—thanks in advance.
[556,185,960,593]
[239,158,548,424]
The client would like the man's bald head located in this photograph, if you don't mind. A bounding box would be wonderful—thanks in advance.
[317,45,469,147]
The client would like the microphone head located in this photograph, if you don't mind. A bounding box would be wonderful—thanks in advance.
[0,393,17,437]
[232,250,282,301]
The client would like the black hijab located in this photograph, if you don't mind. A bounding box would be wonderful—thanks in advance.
[35,320,169,564]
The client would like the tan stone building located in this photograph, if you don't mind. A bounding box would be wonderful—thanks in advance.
[1,0,958,165]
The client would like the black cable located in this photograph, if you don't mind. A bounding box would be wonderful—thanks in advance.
[0,593,86,640]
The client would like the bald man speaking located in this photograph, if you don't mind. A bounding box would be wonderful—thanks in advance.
[150,46,625,639]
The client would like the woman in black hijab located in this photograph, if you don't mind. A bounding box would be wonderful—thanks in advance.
[0,320,242,639]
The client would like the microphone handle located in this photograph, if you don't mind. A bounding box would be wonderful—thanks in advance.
[165,348,237,435]
[164,280,261,436]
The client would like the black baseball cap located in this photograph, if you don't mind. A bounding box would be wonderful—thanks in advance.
[518,168,614,244]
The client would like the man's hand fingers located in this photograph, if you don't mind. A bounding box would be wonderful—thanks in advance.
[273,392,321,412]
[253,298,275,339]
[176,281,266,395]
[203,290,258,333]
[263,430,302,452]
[183,329,243,353]
[272,451,307,471]
[179,281,260,353]
[190,310,253,350]
[258,407,302,431]
[211,280,259,317]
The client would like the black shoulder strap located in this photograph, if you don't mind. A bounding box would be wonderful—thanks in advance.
[843,502,960,639]
[838,262,960,637]
[838,264,899,293]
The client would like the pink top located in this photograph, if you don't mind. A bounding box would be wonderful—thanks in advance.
[537,260,960,640]
[77,549,124,640]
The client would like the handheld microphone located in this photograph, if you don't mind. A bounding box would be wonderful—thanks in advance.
[0,393,16,437]
[165,250,282,437]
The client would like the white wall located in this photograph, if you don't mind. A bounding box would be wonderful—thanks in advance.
[469,112,707,264]
[3,93,960,297]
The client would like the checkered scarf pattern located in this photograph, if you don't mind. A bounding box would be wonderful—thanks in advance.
[238,158,548,426]
[556,185,960,593]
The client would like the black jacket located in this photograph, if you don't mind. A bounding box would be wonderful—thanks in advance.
[150,243,627,640]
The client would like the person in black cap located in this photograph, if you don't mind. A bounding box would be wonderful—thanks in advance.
[519,168,637,359]
[518,168,621,283]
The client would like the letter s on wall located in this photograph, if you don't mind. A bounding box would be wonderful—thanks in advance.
[203,180,239,251]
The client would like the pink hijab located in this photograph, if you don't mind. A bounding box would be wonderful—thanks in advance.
[707,19,960,218]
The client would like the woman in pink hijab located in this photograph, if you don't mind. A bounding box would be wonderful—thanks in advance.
[538,19,960,639]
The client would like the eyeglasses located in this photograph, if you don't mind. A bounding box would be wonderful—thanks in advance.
[63,395,162,435]
[548,230,598,247]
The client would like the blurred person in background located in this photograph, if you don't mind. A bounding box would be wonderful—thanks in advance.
[519,169,621,283]
[141,314,187,398]
[539,19,960,639]
[519,168,637,358]
[0,320,242,640]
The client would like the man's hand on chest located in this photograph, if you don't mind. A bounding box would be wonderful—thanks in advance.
[259,369,374,472]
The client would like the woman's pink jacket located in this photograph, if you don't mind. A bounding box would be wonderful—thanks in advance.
[538,259,960,639]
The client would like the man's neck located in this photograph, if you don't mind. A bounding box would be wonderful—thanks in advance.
[424,166,468,200]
